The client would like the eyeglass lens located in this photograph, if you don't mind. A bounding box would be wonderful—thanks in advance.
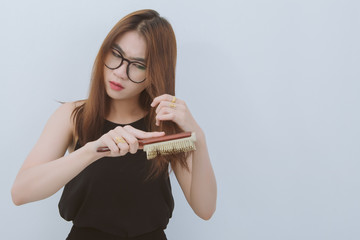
[104,48,146,83]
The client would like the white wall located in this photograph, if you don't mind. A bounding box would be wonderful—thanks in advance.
[1,0,359,239]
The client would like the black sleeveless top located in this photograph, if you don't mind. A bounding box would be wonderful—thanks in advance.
[58,117,174,238]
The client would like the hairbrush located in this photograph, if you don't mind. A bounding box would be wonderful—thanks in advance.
[97,132,196,159]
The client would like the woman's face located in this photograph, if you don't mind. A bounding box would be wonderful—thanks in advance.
[103,30,149,102]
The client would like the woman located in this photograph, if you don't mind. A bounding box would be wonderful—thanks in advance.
[11,9,217,240]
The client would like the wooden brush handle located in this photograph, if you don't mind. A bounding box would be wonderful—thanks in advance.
[139,131,192,145]
[97,131,192,152]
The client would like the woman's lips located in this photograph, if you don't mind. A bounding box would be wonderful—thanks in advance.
[109,81,124,91]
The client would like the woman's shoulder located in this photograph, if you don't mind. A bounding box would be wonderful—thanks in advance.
[56,100,86,115]
[61,99,86,109]
[49,100,86,130]
[53,100,86,151]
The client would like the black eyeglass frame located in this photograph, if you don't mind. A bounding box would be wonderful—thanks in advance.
[103,47,147,84]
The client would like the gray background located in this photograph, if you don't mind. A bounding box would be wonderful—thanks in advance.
[1,0,359,239]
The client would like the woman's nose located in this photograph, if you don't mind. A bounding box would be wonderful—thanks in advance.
[113,61,129,80]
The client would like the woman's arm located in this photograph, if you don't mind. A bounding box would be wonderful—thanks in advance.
[11,102,98,205]
[172,128,217,220]
[11,102,166,206]
[151,94,217,220]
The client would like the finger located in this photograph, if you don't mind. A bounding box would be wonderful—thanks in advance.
[123,125,165,139]
[156,100,186,114]
[117,142,129,156]
[155,101,185,114]
[110,128,131,156]
[102,133,120,154]
[121,127,139,154]
[151,94,181,107]
[156,107,176,126]
[150,94,171,107]
[156,112,175,122]
[157,106,175,115]
[155,101,172,114]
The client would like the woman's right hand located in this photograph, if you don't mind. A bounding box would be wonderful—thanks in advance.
[86,125,165,158]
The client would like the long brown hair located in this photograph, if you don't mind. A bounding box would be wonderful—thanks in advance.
[72,9,189,180]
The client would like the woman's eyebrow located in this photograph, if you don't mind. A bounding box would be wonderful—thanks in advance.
[113,44,146,63]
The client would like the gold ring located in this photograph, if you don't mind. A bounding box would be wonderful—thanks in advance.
[171,96,176,103]
[114,136,126,144]
[169,103,176,109]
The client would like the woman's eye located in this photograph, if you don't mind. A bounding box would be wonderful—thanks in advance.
[111,50,122,58]
[133,63,146,70]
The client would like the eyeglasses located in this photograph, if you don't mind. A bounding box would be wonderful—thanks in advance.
[103,47,147,83]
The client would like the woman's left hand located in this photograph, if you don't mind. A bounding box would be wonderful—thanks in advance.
[151,94,200,133]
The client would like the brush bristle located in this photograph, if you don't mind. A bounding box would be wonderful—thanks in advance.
[143,132,196,159]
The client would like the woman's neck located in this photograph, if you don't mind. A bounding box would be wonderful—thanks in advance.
[107,97,147,124]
